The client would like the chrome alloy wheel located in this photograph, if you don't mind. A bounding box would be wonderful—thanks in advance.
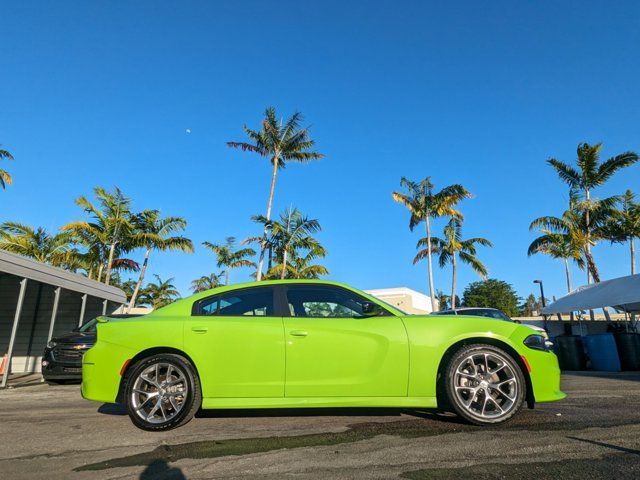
[131,362,188,424]
[452,352,518,420]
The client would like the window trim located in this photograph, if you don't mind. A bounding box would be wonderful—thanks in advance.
[191,285,277,317]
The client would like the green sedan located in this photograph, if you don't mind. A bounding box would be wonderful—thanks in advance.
[81,280,565,431]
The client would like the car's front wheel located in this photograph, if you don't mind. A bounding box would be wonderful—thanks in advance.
[445,344,525,425]
[124,353,201,431]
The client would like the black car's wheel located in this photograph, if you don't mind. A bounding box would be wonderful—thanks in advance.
[445,344,525,425]
[45,379,70,385]
[124,353,201,431]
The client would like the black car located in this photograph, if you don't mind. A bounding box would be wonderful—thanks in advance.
[42,314,141,384]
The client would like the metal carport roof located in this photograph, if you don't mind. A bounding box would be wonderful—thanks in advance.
[0,250,126,304]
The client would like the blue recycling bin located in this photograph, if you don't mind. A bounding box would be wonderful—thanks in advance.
[582,333,621,372]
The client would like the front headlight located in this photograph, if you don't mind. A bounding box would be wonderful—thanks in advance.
[46,340,57,349]
[524,334,553,352]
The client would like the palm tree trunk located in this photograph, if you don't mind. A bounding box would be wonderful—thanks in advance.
[104,242,116,285]
[127,247,151,313]
[564,258,572,292]
[631,237,636,275]
[451,253,458,309]
[280,246,289,280]
[425,217,437,310]
[583,187,602,283]
[97,262,104,282]
[225,268,230,285]
[584,249,600,283]
[256,156,280,281]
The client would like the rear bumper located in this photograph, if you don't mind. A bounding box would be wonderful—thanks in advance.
[81,342,135,404]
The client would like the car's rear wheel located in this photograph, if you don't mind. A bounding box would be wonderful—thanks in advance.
[124,353,201,431]
[445,344,525,425]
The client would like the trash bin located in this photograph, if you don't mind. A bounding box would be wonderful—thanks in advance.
[583,333,621,372]
[613,333,640,370]
[553,335,586,371]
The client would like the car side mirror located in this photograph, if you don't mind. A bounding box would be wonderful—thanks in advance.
[361,302,383,317]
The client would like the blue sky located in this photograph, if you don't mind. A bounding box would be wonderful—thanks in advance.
[1,1,639,303]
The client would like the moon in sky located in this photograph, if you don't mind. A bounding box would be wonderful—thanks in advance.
[186,129,191,134]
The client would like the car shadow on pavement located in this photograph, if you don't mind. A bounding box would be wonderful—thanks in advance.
[195,407,466,424]
[195,407,406,418]
[140,459,186,480]
[96,403,466,425]
[98,403,127,415]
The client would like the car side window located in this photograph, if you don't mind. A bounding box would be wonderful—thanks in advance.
[194,287,274,316]
[285,285,388,318]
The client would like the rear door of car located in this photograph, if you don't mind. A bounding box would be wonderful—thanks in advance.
[281,284,409,397]
[185,286,285,398]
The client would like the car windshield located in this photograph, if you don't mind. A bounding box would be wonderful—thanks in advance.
[460,309,512,322]
[78,318,98,333]
[372,297,407,315]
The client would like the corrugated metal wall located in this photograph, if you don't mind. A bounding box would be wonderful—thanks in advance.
[0,272,118,373]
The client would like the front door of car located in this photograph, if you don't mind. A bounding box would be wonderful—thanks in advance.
[282,284,409,397]
[185,286,285,398]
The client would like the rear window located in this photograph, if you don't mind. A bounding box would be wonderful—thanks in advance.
[193,287,274,316]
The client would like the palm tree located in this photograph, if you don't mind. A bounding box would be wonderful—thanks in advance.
[264,208,322,280]
[64,187,134,285]
[392,177,471,310]
[415,217,492,308]
[0,222,78,267]
[139,274,180,309]
[202,237,256,285]
[191,273,225,293]
[267,243,329,279]
[547,142,638,282]
[250,208,325,280]
[603,190,640,274]
[528,230,584,292]
[531,192,616,283]
[0,145,14,189]
[126,210,194,313]
[227,107,324,280]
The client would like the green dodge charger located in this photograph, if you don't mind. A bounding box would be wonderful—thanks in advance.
[81,280,565,431]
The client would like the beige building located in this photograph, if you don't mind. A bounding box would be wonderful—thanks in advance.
[366,287,433,314]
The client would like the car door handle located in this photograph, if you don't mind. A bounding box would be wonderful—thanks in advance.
[289,330,308,337]
[191,326,208,333]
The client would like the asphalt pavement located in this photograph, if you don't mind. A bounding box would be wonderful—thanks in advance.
[1,372,639,479]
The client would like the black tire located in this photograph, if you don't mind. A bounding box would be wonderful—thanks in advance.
[124,353,201,431]
[45,379,70,385]
[444,344,525,425]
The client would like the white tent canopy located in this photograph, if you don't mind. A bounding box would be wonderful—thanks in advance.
[542,273,640,314]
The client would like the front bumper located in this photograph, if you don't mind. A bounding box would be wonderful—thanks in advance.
[524,346,566,403]
[41,348,83,381]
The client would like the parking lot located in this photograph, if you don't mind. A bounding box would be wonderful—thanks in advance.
[1,372,639,479]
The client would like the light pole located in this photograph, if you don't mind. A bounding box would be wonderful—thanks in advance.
[533,280,548,332]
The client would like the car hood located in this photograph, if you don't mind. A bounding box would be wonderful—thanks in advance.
[51,331,96,344]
